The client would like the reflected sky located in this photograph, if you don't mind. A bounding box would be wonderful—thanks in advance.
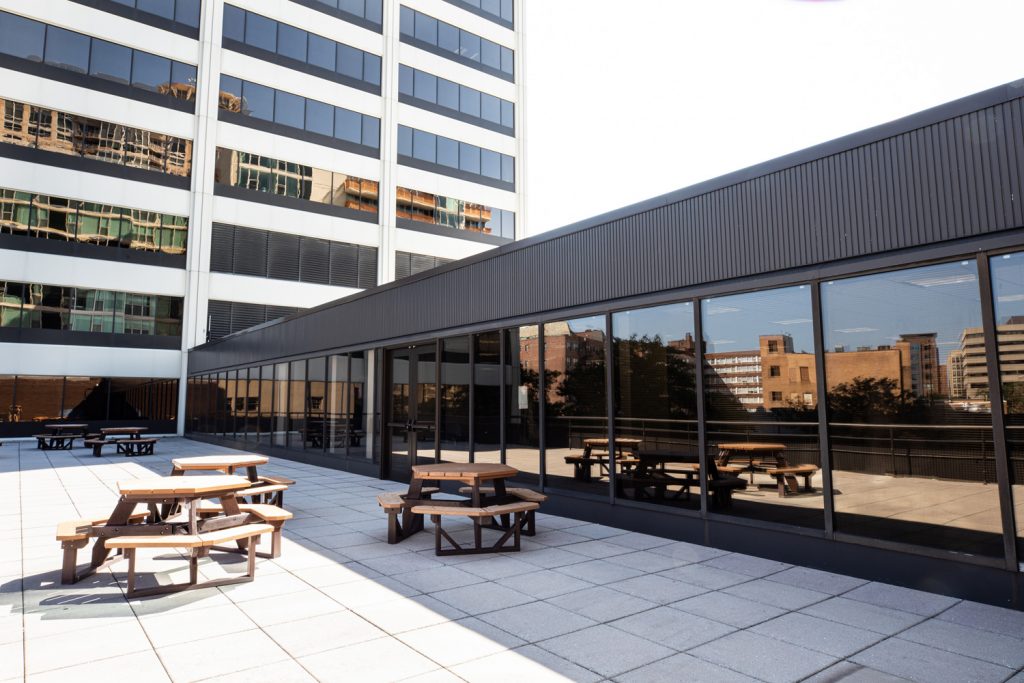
[702,285,814,353]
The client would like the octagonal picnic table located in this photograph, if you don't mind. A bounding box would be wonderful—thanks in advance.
[400,463,519,542]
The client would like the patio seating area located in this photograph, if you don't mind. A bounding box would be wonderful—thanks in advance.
[2,438,1024,682]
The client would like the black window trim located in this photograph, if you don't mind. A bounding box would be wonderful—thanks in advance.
[397,154,515,192]
[218,109,379,159]
[0,232,187,268]
[397,88,513,137]
[213,182,379,222]
[396,217,511,245]
[222,38,381,97]
[66,0,201,39]
[0,327,181,349]
[399,33,513,83]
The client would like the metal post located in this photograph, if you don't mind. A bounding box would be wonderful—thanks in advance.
[605,313,616,505]
[811,282,836,536]
[693,301,709,518]
[499,329,507,465]
[468,334,475,463]
[538,325,546,490]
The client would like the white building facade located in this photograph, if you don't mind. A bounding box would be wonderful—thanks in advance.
[0,0,524,436]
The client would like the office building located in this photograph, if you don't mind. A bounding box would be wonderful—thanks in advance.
[0,0,525,436]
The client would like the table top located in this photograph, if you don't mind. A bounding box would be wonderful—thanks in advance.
[118,475,251,496]
[411,463,518,482]
[45,423,87,429]
[172,455,268,470]
[583,438,642,447]
[717,442,787,452]
[101,427,148,435]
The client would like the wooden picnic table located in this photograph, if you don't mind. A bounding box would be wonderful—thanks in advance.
[171,454,269,481]
[101,426,149,439]
[567,437,642,482]
[45,423,87,435]
[716,442,789,486]
[35,423,89,450]
[400,463,519,542]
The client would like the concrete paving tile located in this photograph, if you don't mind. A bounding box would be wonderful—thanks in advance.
[897,618,1024,669]
[604,549,697,573]
[763,565,869,596]
[547,585,658,622]
[298,635,440,683]
[566,524,630,541]
[689,630,838,683]
[843,582,960,617]
[399,668,464,683]
[457,556,538,581]
[497,568,594,599]
[25,618,152,673]
[139,603,257,648]
[235,588,346,626]
[801,597,926,635]
[551,558,644,585]
[648,541,730,563]
[603,532,674,550]
[560,540,634,559]
[289,561,381,588]
[850,638,1014,683]
[614,651,758,683]
[477,600,598,642]
[657,563,753,590]
[27,650,170,683]
[360,551,445,576]
[722,578,831,611]
[429,582,534,615]
[702,553,792,578]
[391,565,486,593]
[608,605,736,651]
[319,576,421,609]
[530,529,594,547]
[0,641,22,681]
[155,622,292,682]
[397,616,525,667]
[803,661,910,683]
[263,609,387,657]
[672,591,787,629]
[749,612,886,658]
[936,599,1024,638]
[537,624,674,678]
[606,574,706,605]
[219,571,313,603]
[452,643,603,682]
[197,658,317,682]
[350,594,468,635]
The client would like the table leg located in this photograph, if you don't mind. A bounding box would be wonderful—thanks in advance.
[90,497,134,567]
[472,481,482,550]
[401,478,426,540]
[245,466,259,482]
[493,478,511,529]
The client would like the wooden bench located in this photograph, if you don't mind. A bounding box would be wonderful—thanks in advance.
[106,523,274,597]
[456,486,546,535]
[564,455,640,481]
[197,502,292,557]
[35,434,80,451]
[412,501,539,555]
[56,510,150,584]
[376,487,439,543]
[764,464,819,496]
[84,437,158,457]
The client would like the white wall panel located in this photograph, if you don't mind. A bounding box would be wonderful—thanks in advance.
[395,227,494,259]
[0,249,186,296]
[212,195,381,246]
[397,43,515,100]
[397,102,515,155]
[0,343,181,377]
[228,0,384,54]
[207,272,359,308]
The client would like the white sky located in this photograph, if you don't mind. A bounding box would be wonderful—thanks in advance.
[522,0,1024,236]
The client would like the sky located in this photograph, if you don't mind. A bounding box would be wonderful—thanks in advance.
[522,0,1024,236]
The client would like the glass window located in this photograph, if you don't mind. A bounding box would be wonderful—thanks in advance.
[414,12,437,44]
[480,149,500,179]
[137,0,174,19]
[0,282,26,328]
[501,0,513,22]
[171,62,196,90]
[361,116,379,148]
[220,74,242,102]
[131,51,171,92]
[44,26,90,74]
[109,377,153,419]
[15,376,64,423]
[0,376,14,424]
[242,81,274,121]
[88,40,131,84]
[437,79,459,110]
[277,23,307,62]
[307,33,335,71]
[504,327,539,484]
[305,99,333,137]
[482,0,500,15]
[481,39,500,69]
[23,284,70,330]
[399,5,414,35]
[245,11,277,52]
[501,46,514,75]
[0,11,45,62]
[702,286,821,526]
[480,93,501,123]
[501,154,514,183]
[436,137,458,168]
[174,0,201,27]
[459,142,479,174]
[256,365,273,444]
[348,351,368,459]
[334,108,361,144]
[398,64,414,96]
[440,336,470,463]
[413,70,436,104]
[326,354,348,456]
[397,125,412,156]
[438,22,459,53]
[287,359,306,449]
[222,4,245,41]
[305,357,327,450]
[273,90,305,129]
[460,31,480,61]
[544,317,607,493]
[365,0,382,24]
[339,0,363,16]
[272,362,288,446]
[363,52,381,86]
[612,303,698,509]
[0,190,32,237]
[501,100,514,128]
[413,130,435,163]
[823,259,999,555]
[474,331,501,463]
[337,44,363,80]
[459,85,480,117]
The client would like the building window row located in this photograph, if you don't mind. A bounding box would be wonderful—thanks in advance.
[185,353,369,460]
[223,5,381,90]
[213,147,378,216]
[399,6,513,80]
[0,375,178,427]
[0,11,197,106]
[396,186,513,239]
[441,0,513,27]
[0,187,188,255]
[0,280,183,336]
[288,0,382,29]
[1,98,193,177]
[77,0,202,28]
[398,125,513,186]
[219,75,380,152]
[210,223,379,290]
[206,300,303,341]
[395,251,453,280]
[398,64,513,134]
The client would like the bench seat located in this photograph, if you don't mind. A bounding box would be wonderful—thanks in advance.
[376,488,440,543]
[456,486,547,502]
[197,503,292,558]
[411,501,539,555]
[764,464,819,496]
[56,510,150,541]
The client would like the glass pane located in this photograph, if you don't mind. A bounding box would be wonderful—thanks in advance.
[337,43,363,80]
[501,154,514,183]
[257,365,274,445]
[437,137,458,168]
[14,376,64,423]
[481,149,500,179]
[242,81,274,121]
[306,357,327,450]
[287,360,306,449]
[348,351,368,459]
[413,129,435,163]
[137,0,174,19]
[474,331,501,464]
[245,12,277,52]
[222,5,245,41]
[0,12,45,62]
[414,12,437,44]
[399,6,414,36]
[277,23,307,62]
[131,51,172,92]
[44,26,90,73]
[460,31,480,61]
[437,79,459,110]
[823,260,1000,556]
[459,85,480,117]
[88,39,131,84]
[334,107,361,144]
[413,70,436,103]
[397,125,412,156]
[272,362,288,446]
[109,378,152,419]
[0,376,15,424]
[481,39,500,69]
[481,93,500,123]
[363,52,380,86]
[305,99,333,137]
[0,189,31,237]
[702,286,822,527]
[361,116,379,148]
[174,0,201,27]
[501,46,514,75]
[438,22,459,53]
[326,354,348,456]
[23,284,70,330]
[440,337,470,462]
[31,195,75,240]
[365,0,382,24]
[459,142,479,174]
[273,90,305,129]
[65,377,110,423]
[501,100,514,128]
[398,64,414,96]
[307,33,335,71]
[613,303,699,510]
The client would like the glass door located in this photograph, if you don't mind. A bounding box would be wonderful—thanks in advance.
[385,343,437,481]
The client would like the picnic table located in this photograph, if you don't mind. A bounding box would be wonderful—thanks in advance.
[92,427,155,456]
[45,423,87,435]
[34,423,88,450]
[168,454,291,507]
[566,437,642,481]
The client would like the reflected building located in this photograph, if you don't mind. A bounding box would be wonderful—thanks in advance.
[958,318,1024,401]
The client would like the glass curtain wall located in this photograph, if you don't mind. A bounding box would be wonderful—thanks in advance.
[349,351,369,460]
[257,366,273,445]
[272,362,289,446]
[245,368,260,440]
[288,360,306,449]
[822,260,1001,557]
[702,286,824,527]
[474,331,502,464]
[307,357,327,451]
[504,326,539,484]
[439,336,470,462]
[612,302,699,510]
[326,354,349,456]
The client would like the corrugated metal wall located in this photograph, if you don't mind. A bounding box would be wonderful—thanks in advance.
[190,83,1024,372]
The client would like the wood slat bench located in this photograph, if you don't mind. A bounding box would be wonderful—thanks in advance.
[376,488,439,543]
[457,486,546,535]
[412,501,539,555]
[84,438,158,457]
[764,464,819,496]
[564,455,640,481]
[197,502,292,557]
[56,510,150,583]
[106,523,274,597]
[35,434,81,450]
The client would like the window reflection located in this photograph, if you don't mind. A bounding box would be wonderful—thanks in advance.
[398,64,514,132]
[505,327,539,484]
[988,252,1024,557]
[397,125,514,185]
[440,337,470,462]
[613,303,699,510]
[474,331,502,464]
[399,6,513,78]
[305,358,326,450]
[823,260,1001,556]
[396,186,514,238]
[702,286,823,528]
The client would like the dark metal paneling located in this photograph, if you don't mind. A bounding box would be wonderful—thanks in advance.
[209,224,235,273]
[190,81,1024,372]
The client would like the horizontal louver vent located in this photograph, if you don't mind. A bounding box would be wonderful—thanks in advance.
[206,300,304,341]
[395,251,454,280]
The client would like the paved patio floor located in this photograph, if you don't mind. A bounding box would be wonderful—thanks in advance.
[1,438,1023,683]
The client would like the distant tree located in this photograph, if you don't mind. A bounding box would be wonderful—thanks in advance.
[826,376,926,423]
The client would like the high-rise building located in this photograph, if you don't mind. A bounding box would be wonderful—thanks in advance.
[0,0,524,436]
